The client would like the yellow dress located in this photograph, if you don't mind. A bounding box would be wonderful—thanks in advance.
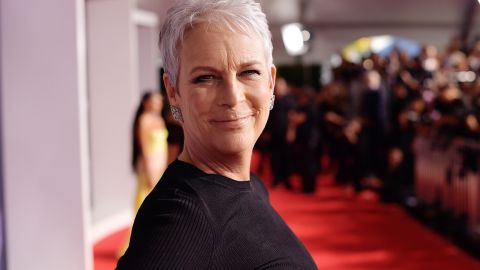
[118,128,168,257]
[134,128,168,211]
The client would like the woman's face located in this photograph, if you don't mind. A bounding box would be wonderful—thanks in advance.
[145,93,163,114]
[165,24,276,156]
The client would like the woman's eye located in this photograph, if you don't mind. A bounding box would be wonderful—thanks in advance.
[193,75,216,83]
[241,70,261,76]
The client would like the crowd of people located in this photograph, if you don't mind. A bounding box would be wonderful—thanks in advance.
[127,37,480,203]
[257,36,480,201]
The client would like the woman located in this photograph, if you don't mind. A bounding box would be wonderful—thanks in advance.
[118,91,169,256]
[132,92,168,209]
[116,0,317,269]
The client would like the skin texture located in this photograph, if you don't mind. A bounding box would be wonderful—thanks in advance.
[164,23,276,181]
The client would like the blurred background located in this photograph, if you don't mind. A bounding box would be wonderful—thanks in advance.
[2,0,480,269]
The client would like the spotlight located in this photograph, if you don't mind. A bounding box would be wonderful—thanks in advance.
[302,30,311,42]
[281,23,309,56]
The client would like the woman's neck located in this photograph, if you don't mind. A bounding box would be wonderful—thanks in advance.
[178,146,252,181]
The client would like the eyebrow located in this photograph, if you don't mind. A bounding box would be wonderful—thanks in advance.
[188,61,263,75]
[189,66,219,75]
[239,61,262,68]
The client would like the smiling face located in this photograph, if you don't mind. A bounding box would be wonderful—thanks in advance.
[164,23,276,159]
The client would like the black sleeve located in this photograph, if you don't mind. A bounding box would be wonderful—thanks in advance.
[116,191,215,270]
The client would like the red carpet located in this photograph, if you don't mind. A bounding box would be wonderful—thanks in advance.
[94,155,480,269]
[268,178,480,270]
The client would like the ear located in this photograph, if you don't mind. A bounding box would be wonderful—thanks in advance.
[269,65,277,94]
[163,73,179,106]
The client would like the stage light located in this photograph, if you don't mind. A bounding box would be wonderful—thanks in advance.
[370,35,393,54]
[281,23,308,56]
[302,30,311,42]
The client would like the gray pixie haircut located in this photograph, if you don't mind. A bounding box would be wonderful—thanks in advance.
[159,0,273,87]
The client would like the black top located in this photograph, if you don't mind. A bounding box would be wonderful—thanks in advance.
[116,160,317,270]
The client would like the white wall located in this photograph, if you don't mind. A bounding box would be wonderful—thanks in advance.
[87,3,162,240]
[87,0,142,237]
[134,9,160,93]
[138,25,160,93]
[0,0,92,269]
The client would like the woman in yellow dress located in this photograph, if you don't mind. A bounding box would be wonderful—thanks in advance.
[132,92,168,209]
[119,91,168,256]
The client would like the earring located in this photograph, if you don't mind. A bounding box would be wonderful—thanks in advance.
[269,95,275,110]
[170,105,183,122]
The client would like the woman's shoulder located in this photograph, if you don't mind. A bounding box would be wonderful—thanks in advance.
[133,161,215,228]
[139,113,165,129]
[147,160,205,199]
[251,173,270,199]
[143,160,224,212]
[119,168,216,269]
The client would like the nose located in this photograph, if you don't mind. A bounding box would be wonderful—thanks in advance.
[218,75,245,108]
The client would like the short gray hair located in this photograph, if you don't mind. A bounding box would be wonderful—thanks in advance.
[159,0,273,87]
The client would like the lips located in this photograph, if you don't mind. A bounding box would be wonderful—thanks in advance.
[213,115,251,122]
[210,114,253,129]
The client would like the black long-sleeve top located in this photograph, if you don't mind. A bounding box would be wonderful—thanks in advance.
[116,160,317,270]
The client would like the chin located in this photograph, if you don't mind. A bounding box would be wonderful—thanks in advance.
[213,134,254,155]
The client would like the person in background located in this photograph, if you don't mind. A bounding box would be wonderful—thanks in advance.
[358,70,386,189]
[432,83,467,147]
[317,81,348,170]
[269,76,295,189]
[118,91,168,256]
[291,89,319,194]
[131,91,168,209]
[116,0,317,269]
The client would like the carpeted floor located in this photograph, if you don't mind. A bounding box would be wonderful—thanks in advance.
[267,177,480,270]
[94,156,480,270]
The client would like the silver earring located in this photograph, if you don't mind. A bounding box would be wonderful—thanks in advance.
[269,95,275,110]
[170,106,183,122]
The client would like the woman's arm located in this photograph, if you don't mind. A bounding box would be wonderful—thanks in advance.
[138,114,159,188]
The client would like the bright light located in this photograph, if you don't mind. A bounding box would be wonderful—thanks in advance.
[363,59,374,70]
[457,71,476,82]
[282,23,308,56]
[346,50,361,63]
[423,58,439,72]
[330,54,342,68]
[302,30,311,42]
[370,35,394,54]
